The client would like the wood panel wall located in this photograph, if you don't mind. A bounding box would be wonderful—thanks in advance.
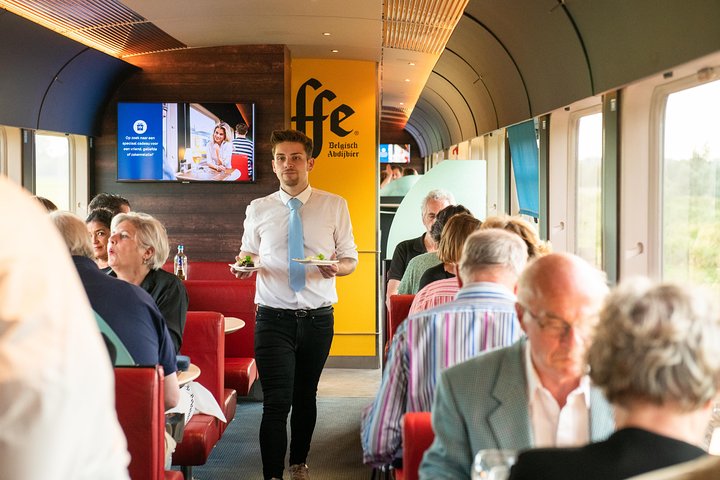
[93,45,289,263]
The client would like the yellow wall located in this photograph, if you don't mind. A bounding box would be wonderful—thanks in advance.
[291,59,378,357]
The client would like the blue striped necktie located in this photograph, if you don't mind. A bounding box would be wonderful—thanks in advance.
[287,197,305,292]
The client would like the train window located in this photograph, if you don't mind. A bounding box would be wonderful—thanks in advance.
[35,132,70,211]
[661,79,720,290]
[574,111,603,267]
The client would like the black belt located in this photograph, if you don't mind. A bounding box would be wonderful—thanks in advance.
[257,305,333,318]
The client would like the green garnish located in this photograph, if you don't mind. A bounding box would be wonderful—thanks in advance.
[316,253,325,260]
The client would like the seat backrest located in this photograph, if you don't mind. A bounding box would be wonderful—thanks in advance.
[114,366,165,480]
[184,280,256,358]
[180,311,225,404]
[162,261,238,281]
[388,294,415,343]
[402,412,434,480]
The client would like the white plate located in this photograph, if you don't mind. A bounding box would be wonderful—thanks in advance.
[292,258,339,266]
[229,263,263,272]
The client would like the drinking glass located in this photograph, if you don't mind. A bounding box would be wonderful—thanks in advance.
[471,449,517,480]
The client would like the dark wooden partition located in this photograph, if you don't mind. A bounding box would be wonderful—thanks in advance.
[94,45,290,262]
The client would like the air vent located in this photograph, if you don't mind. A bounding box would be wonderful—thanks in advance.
[0,0,185,57]
[383,0,468,54]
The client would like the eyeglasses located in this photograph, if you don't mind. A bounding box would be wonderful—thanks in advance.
[520,304,597,340]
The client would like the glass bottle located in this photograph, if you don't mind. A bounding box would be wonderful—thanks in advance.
[174,244,187,280]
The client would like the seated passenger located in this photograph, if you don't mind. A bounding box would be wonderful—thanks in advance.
[0,178,129,479]
[109,212,189,353]
[416,213,482,291]
[85,207,114,273]
[508,279,720,480]
[419,253,613,480]
[397,204,470,295]
[50,211,179,410]
[480,214,552,259]
[410,214,548,315]
[362,229,528,467]
[385,189,454,304]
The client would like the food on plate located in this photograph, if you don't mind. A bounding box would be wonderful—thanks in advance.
[300,254,329,261]
[240,255,254,267]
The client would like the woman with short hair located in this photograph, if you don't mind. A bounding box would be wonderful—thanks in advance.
[108,212,188,353]
[508,279,720,480]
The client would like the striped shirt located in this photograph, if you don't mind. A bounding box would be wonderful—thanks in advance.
[409,277,461,315]
[361,282,521,466]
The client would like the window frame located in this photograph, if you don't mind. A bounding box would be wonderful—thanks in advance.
[648,70,720,279]
[566,104,603,264]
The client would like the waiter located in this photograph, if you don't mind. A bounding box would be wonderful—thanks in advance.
[232,129,358,480]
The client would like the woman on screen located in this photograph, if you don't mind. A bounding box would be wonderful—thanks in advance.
[207,122,233,171]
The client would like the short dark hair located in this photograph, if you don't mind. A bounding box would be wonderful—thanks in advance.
[235,123,249,135]
[88,193,130,216]
[271,130,313,158]
[85,207,114,229]
[430,204,472,243]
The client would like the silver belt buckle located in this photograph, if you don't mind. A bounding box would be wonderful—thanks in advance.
[296,309,309,318]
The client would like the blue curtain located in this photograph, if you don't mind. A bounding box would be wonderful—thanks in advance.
[507,120,539,218]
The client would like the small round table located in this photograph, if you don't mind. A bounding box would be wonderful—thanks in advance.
[224,316,246,334]
[177,363,200,386]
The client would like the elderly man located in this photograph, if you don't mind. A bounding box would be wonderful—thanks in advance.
[419,253,614,480]
[50,211,179,410]
[385,189,454,306]
[362,229,529,467]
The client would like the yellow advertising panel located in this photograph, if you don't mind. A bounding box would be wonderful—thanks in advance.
[291,59,378,358]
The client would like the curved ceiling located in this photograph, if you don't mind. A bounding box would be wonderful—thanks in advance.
[408,0,720,156]
[0,10,135,136]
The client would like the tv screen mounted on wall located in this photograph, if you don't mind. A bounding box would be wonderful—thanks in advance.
[117,102,255,182]
[379,143,410,163]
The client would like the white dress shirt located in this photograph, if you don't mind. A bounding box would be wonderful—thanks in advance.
[0,178,130,479]
[525,342,591,447]
[241,185,358,309]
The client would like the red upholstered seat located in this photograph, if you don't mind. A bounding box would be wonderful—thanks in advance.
[114,366,184,480]
[395,412,434,480]
[173,311,236,473]
[385,294,415,359]
[161,261,258,396]
[163,261,238,281]
[183,279,258,396]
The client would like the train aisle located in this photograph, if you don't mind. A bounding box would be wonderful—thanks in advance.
[190,368,381,479]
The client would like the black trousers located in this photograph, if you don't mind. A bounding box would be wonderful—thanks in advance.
[254,305,334,480]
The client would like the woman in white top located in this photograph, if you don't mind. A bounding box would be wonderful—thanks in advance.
[207,122,233,170]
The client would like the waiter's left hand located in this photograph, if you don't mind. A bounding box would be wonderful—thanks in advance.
[316,263,339,278]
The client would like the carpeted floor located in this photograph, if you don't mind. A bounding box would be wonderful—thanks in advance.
[190,397,375,480]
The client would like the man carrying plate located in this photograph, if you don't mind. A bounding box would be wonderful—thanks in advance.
[231,129,358,480]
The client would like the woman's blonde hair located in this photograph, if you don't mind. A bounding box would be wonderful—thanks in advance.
[111,212,170,270]
[437,213,482,264]
[589,278,720,411]
[481,215,551,258]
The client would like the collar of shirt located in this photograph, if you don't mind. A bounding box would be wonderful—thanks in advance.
[455,282,516,301]
[524,339,591,447]
[279,185,312,206]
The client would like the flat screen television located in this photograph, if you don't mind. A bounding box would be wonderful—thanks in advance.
[117,102,255,182]
[379,143,410,163]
